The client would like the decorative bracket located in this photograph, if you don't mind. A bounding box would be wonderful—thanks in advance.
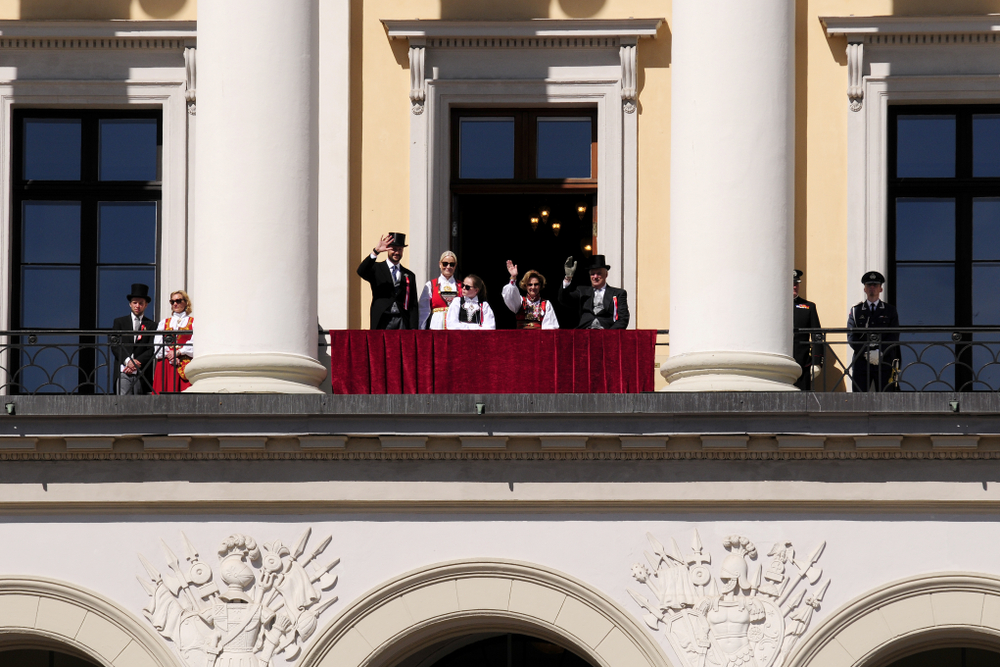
[184,46,197,115]
[846,40,863,112]
[620,40,638,114]
[409,42,426,115]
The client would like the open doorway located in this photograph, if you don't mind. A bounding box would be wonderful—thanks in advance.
[454,193,595,328]
[451,108,598,329]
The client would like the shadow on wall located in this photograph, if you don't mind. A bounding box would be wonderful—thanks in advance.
[892,0,1000,13]
[21,0,191,20]
[439,0,607,20]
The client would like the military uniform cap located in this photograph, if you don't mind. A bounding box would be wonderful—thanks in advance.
[793,269,803,283]
[862,271,885,285]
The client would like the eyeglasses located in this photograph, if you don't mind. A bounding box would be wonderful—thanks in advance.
[169,298,186,305]
[462,284,476,290]
[441,262,456,267]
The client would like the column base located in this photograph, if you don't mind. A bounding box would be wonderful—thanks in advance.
[185,352,327,394]
[660,350,801,392]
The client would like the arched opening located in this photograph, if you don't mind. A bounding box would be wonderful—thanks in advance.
[884,647,1000,667]
[0,647,104,666]
[394,632,598,667]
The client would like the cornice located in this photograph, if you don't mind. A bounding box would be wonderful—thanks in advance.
[0,19,195,48]
[382,18,663,42]
[821,14,1000,40]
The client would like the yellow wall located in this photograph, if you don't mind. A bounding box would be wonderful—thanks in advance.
[0,0,195,20]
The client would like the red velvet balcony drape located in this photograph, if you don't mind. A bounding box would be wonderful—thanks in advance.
[329,330,656,394]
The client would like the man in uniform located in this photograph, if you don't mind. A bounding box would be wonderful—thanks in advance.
[558,255,629,329]
[357,232,419,329]
[792,269,823,390]
[111,283,156,394]
[848,271,900,392]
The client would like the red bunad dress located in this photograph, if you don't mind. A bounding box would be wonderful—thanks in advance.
[153,316,193,393]
[516,298,548,330]
[430,280,457,329]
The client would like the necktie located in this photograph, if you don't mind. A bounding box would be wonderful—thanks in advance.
[133,317,140,332]
[391,265,399,285]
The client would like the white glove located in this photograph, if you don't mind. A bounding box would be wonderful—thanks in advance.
[810,364,822,380]
[866,349,881,366]
[564,256,577,279]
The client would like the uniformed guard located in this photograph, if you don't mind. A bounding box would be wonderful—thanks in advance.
[792,269,824,390]
[847,271,900,392]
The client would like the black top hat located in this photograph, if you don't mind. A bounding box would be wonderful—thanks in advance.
[793,269,803,283]
[862,271,885,285]
[127,283,151,303]
[586,255,611,271]
[388,232,408,247]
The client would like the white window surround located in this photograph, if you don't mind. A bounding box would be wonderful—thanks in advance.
[0,20,195,330]
[382,19,662,324]
[821,15,1000,308]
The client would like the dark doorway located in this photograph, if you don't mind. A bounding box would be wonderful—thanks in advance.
[454,193,595,329]
[884,647,1000,666]
[423,633,595,667]
[0,648,103,666]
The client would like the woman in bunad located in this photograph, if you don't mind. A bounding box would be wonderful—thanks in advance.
[153,289,194,393]
[502,260,559,330]
[418,251,459,329]
[446,274,496,330]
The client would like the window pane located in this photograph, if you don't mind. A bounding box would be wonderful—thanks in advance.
[536,118,592,179]
[460,118,514,179]
[23,118,81,180]
[974,198,1000,260]
[896,264,954,326]
[18,334,85,394]
[21,267,80,328]
[99,202,157,264]
[973,114,1000,176]
[99,119,158,181]
[97,267,156,329]
[895,198,955,261]
[897,115,955,178]
[23,202,81,264]
[974,264,1000,325]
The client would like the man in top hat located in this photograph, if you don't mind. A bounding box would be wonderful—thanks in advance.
[847,270,900,392]
[558,255,630,329]
[111,283,156,395]
[793,269,824,390]
[357,232,419,329]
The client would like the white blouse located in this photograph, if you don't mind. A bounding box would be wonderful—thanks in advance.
[154,312,194,360]
[446,296,496,330]
[501,281,560,329]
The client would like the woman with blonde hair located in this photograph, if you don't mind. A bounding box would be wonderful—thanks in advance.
[418,250,459,329]
[153,289,194,393]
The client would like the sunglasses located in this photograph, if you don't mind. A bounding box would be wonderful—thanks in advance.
[441,262,456,267]
[169,298,186,305]
[462,284,477,290]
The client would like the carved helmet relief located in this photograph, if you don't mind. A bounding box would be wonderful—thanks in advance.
[138,529,340,667]
[629,530,829,667]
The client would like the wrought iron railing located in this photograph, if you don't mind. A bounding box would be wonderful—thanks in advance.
[0,329,194,395]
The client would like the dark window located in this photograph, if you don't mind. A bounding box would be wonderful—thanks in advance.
[11,109,161,393]
[884,647,1000,667]
[889,105,1000,390]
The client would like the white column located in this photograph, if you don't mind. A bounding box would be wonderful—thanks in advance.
[661,0,801,391]
[185,0,327,393]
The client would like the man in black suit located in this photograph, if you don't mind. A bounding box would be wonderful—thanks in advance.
[357,232,419,329]
[793,269,824,390]
[558,255,630,329]
[848,270,900,392]
[111,283,156,394]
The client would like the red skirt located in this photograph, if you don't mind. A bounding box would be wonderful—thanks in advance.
[152,358,191,393]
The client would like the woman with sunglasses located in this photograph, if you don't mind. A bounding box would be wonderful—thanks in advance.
[446,274,496,330]
[418,251,459,329]
[152,289,194,393]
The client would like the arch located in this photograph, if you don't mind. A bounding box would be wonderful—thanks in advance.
[787,573,1000,667]
[0,575,182,667]
[299,559,673,667]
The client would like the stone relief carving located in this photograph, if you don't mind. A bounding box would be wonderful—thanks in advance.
[409,45,426,115]
[629,531,829,667]
[846,41,863,112]
[184,46,197,116]
[138,529,339,667]
[620,42,638,114]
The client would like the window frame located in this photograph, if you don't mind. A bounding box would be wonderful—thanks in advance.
[10,108,163,331]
